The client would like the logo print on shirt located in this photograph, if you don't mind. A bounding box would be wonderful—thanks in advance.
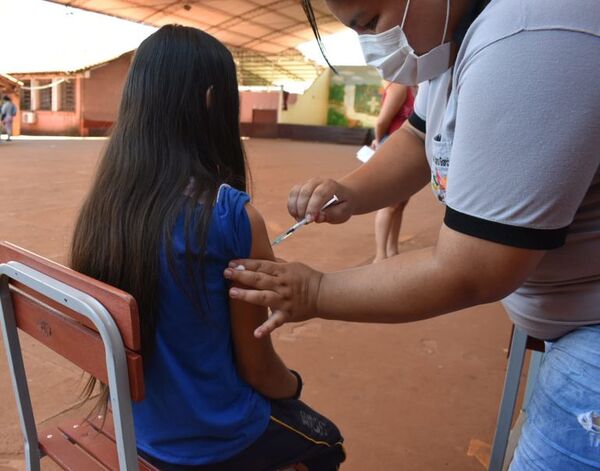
[431,134,450,202]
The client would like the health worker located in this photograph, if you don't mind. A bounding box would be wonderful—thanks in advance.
[224,1,600,469]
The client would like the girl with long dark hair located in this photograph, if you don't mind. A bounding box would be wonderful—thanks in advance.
[71,25,344,471]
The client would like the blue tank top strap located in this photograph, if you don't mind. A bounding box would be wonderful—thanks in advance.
[214,184,252,259]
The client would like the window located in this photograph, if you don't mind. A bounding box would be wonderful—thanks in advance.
[20,80,31,111]
[39,80,52,110]
[60,80,76,111]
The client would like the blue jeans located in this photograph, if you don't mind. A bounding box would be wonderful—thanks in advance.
[510,325,600,470]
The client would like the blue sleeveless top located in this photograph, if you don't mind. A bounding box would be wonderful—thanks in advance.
[132,185,271,465]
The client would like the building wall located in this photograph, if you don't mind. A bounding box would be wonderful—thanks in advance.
[17,77,83,136]
[23,110,80,135]
[341,84,379,128]
[278,70,331,126]
[15,53,131,136]
[82,53,131,124]
[327,67,382,129]
[239,91,280,123]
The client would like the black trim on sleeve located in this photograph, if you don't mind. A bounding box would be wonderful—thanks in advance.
[408,112,426,133]
[444,206,568,250]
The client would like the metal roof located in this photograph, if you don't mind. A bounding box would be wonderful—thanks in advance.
[47,0,345,87]
[9,51,135,78]
[0,73,23,92]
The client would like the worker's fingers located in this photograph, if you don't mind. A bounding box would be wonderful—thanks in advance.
[224,267,278,290]
[226,260,321,329]
[303,181,338,222]
[254,310,290,338]
[288,184,303,221]
[227,259,282,276]
[289,178,326,222]
[228,286,282,309]
[287,178,353,224]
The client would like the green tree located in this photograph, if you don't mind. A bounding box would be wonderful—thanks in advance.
[327,107,349,127]
[328,84,345,105]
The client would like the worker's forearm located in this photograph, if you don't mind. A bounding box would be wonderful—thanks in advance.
[341,127,430,215]
[316,246,481,324]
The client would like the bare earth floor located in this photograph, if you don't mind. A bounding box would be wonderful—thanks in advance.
[0,137,519,470]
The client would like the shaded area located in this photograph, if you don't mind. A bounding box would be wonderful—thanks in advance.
[0,138,515,470]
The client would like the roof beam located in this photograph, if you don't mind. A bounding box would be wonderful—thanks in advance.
[232,48,312,82]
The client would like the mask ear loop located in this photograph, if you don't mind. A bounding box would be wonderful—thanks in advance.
[441,0,450,44]
[400,0,412,30]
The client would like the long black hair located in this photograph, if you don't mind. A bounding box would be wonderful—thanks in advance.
[71,24,248,362]
[301,0,337,72]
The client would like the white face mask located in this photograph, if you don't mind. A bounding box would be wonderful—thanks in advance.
[359,0,452,85]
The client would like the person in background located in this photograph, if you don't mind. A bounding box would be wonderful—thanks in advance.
[1,95,17,141]
[70,25,344,471]
[371,82,415,262]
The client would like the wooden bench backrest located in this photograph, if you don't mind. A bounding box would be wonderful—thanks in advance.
[0,241,144,401]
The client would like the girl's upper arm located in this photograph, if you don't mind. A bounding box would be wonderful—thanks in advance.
[229,203,280,378]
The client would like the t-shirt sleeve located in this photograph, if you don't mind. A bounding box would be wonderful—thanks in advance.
[408,81,429,133]
[444,30,600,250]
[215,184,252,259]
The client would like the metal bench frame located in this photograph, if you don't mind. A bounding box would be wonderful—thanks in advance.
[488,327,544,471]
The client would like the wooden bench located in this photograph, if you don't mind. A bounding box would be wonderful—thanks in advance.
[0,241,157,470]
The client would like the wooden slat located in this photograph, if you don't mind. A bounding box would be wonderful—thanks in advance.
[0,241,140,351]
[14,281,103,337]
[88,412,116,440]
[526,336,545,352]
[238,123,372,145]
[38,427,106,471]
[87,410,115,441]
[507,325,546,358]
[87,413,159,471]
[58,419,120,470]
[278,124,371,145]
[11,287,144,401]
[138,457,161,471]
[57,419,159,471]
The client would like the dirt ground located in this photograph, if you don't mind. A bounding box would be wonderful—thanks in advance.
[0,137,523,470]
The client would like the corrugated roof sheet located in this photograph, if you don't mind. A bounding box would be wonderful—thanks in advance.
[47,0,345,86]
[0,73,24,91]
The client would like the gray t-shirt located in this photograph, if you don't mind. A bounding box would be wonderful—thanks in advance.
[410,0,600,340]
